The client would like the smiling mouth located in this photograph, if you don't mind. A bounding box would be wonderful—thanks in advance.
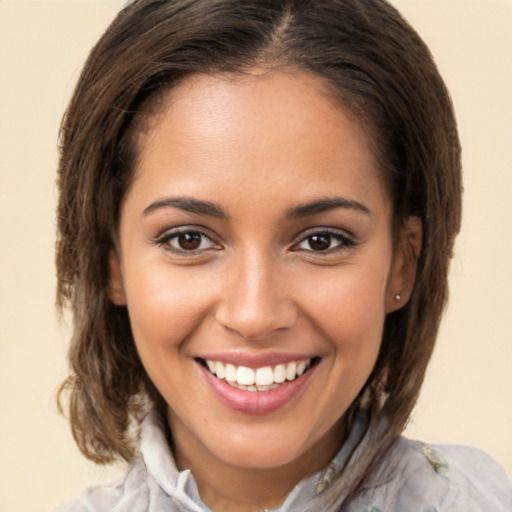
[198,357,321,392]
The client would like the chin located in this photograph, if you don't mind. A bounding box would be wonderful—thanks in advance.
[211,438,306,470]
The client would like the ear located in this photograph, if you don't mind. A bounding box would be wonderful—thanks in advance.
[386,216,422,313]
[107,249,127,306]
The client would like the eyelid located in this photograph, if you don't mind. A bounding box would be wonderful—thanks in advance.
[291,227,357,253]
[153,225,222,254]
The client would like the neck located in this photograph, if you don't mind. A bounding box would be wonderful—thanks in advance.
[168,410,347,512]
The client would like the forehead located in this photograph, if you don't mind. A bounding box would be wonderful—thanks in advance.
[129,71,389,215]
[140,71,368,152]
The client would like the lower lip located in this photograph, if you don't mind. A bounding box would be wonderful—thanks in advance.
[197,362,316,415]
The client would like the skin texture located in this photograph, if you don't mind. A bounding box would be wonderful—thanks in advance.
[109,71,420,511]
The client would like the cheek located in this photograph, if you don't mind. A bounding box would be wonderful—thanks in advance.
[319,283,385,383]
[301,262,389,348]
[122,262,215,351]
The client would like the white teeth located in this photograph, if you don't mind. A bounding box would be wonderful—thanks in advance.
[204,358,314,390]
[255,366,274,386]
[236,366,255,386]
[286,362,297,381]
[214,361,225,379]
[225,363,237,382]
[273,364,286,384]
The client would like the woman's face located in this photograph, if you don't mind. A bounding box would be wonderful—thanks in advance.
[110,71,410,471]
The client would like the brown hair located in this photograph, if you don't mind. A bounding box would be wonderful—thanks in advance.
[56,0,461,505]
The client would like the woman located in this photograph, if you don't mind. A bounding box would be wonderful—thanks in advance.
[53,0,512,510]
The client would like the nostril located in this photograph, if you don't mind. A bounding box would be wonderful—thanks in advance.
[215,297,298,341]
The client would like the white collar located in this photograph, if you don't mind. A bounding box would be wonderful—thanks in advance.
[138,409,370,512]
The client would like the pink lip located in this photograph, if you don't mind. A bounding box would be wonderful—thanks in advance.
[196,360,317,415]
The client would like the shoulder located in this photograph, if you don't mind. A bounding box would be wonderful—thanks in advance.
[50,461,149,512]
[357,437,512,512]
[50,411,200,512]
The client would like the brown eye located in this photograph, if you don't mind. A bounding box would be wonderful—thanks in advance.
[295,229,354,253]
[307,234,332,251]
[156,229,219,253]
[177,232,202,250]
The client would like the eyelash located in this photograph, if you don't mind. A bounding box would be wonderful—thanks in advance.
[292,228,356,254]
[154,228,220,254]
[153,227,356,255]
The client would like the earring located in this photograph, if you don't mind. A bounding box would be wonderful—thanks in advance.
[394,294,401,302]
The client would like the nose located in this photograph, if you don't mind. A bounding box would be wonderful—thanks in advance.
[215,249,297,341]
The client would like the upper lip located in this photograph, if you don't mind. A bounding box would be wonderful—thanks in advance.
[194,351,319,368]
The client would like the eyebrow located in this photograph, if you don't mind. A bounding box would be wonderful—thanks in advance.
[142,195,371,220]
[143,197,227,218]
[286,196,372,219]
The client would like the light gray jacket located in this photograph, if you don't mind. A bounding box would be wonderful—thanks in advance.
[52,411,512,512]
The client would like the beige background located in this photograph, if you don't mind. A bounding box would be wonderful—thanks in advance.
[0,1,511,510]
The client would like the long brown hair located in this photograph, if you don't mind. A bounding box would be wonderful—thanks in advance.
[56,0,462,505]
